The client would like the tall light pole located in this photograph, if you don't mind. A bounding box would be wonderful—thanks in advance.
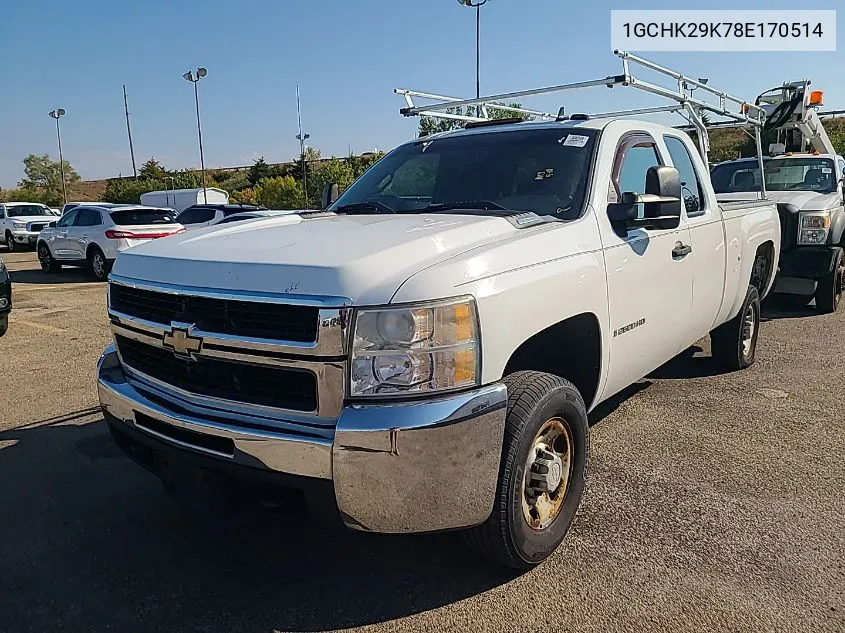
[48,109,67,206]
[457,0,489,99]
[295,84,310,209]
[183,67,208,204]
[123,85,138,179]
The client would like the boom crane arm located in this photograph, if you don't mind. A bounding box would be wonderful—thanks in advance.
[757,80,836,155]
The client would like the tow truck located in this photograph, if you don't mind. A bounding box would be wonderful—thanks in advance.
[710,82,845,312]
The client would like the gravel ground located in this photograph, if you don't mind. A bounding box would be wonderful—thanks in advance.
[0,248,843,633]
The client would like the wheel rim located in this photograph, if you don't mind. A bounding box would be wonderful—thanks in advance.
[522,417,573,530]
[93,253,104,277]
[835,263,844,308]
[39,246,50,269]
[741,302,757,357]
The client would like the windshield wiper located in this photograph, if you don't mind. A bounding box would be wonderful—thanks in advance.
[424,200,507,212]
[333,201,395,214]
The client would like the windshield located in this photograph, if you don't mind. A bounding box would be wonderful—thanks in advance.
[712,158,838,194]
[110,208,176,225]
[328,127,598,218]
[8,205,50,217]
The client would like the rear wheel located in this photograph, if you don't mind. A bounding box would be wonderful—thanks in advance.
[5,232,17,253]
[88,247,110,281]
[711,285,760,371]
[815,248,844,314]
[38,243,61,273]
[463,371,589,570]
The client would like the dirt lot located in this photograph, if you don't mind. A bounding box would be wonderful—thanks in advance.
[1,247,843,633]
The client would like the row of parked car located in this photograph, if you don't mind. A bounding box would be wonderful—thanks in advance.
[0,199,296,281]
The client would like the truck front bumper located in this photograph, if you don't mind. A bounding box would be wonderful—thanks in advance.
[773,246,843,295]
[9,231,40,246]
[97,344,507,534]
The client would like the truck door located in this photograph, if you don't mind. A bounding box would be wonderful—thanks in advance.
[599,132,694,398]
[663,134,726,341]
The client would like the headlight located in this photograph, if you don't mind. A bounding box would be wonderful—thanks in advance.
[349,296,480,398]
[798,212,831,245]
[11,222,27,232]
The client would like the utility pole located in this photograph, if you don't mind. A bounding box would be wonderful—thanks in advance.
[123,84,138,179]
[456,0,489,99]
[48,109,67,206]
[295,84,310,209]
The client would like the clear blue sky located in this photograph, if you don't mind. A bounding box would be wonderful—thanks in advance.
[0,0,841,187]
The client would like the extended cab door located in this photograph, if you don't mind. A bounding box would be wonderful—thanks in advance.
[598,130,694,398]
[662,134,727,341]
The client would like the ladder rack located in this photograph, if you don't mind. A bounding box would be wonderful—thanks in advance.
[395,50,767,179]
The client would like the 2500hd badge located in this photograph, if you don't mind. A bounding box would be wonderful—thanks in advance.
[613,317,646,338]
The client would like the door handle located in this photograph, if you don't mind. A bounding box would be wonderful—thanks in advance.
[672,242,692,258]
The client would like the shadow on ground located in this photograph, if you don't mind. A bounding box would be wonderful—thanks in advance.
[0,414,516,633]
[9,266,98,285]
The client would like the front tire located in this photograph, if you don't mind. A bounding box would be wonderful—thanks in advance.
[815,248,843,314]
[463,371,589,570]
[88,247,110,281]
[5,232,17,253]
[38,243,61,273]
[711,285,761,371]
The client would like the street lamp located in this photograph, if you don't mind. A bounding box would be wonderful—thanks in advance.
[183,67,208,204]
[456,0,489,99]
[48,109,67,206]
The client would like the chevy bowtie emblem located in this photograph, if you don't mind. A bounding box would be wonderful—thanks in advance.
[163,323,202,358]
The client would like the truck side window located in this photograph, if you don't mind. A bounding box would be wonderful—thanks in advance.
[611,134,662,219]
[664,136,705,217]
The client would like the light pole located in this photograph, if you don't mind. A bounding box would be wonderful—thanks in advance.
[456,0,489,99]
[295,84,310,209]
[183,67,208,204]
[48,109,67,206]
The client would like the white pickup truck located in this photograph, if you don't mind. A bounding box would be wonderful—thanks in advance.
[97,54,781,569]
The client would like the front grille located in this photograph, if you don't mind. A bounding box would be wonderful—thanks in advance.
[29,223,47,232]
[115,335,318,412]
[109,283,319,342]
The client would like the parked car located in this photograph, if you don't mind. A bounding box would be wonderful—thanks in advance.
[210,209,300,226]
[37,204,185,281]
[176,204,269,230]
[49,208,61,216]
[140,187,229,213]
[0,256,10,336]
[0,202,55,251]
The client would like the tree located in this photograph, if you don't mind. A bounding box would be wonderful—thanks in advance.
[139,157,167,180]
[291,147,322,206]
[253,176,304,209]
[247,156,272,186]
[418,102,533,137]
[18,154,80,206]
[312,157,356,198]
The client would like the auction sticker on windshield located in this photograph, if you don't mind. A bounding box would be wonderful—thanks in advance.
[561,135,590,148]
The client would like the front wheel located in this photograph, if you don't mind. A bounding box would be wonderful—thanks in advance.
[815,248,844,314]
[711,285,761,371]
[463,371,589,570]
[38,243,61,273]
[5,232,17,253]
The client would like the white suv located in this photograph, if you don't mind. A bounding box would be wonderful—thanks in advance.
[37,204,185,280]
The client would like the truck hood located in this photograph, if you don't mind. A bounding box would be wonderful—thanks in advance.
[764,190,843,211]
[111,213,518,304]
[8,216,54,224]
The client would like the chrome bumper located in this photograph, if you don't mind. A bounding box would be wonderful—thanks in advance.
[97,344,507,533]
[11,231,39,243]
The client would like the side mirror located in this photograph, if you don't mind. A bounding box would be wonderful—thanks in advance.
[607,166,682,233]
[321,183,339,210]
[48,221,57,228]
